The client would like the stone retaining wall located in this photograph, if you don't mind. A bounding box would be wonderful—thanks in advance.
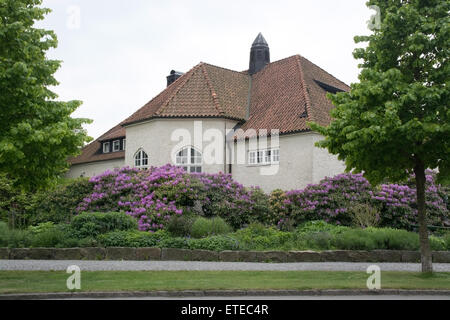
[0,248,449,263]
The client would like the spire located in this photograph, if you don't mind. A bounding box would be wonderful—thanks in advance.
[252,32,268,46]
[249,33,270,75]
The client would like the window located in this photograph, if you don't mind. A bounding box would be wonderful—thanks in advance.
[113,140,120,152]
[248,148,280,165]
[272,149,280,163]
[134,149,148,168]
[103,142,110,153]
[123,139,126,150]
[176,147,202,173]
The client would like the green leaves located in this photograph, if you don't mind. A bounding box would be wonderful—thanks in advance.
[311,0,450,186]
[0,0,92,191]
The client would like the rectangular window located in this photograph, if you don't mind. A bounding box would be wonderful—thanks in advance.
[248,148,280,165]
[257,151,264,164]
[113,140,120,152]
[122,139,126,150]
[264,150,272,164]
[249,151,256,165]
[103,142,110,153]
[272,149,280,163]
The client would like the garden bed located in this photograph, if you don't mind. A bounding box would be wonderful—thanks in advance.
[1,247,450,263]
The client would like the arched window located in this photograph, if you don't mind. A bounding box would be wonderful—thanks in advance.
[176,147,202,173]
[134,149,148,169]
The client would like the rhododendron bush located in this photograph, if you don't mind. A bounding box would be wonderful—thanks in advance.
[76,165,265,231]
[278,172,449,230]
[75,165,448,232]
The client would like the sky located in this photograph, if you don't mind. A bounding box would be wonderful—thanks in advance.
[38,0,376,140]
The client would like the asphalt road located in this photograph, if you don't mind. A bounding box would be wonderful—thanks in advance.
[1,260,450,272]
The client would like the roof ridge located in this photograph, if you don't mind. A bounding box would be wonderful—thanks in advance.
[155,63,202,116]
[200,63,224,115]
[297,54,350,89]
[295,55,314,124]
[202,62,247,75]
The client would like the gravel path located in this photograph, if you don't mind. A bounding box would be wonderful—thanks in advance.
[1,260,450,272]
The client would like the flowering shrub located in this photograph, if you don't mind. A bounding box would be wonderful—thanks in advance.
[371,172,449,229]
[76,165,266,231]
[283,173,373,226]
[191,172,269,229]
[280,172,449,230]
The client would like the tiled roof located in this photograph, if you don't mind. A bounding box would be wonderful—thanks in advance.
[236,55,349,138]
[121,63,250,125]
[70,54,349,164]
[69,123,125,165]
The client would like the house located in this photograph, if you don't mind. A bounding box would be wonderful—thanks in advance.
[67,33,349,192]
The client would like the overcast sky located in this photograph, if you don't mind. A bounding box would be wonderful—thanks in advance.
[38,0,375,140]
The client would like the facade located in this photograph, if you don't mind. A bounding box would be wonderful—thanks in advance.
[67,34,349,192]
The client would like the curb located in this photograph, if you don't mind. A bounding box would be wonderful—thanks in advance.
[1,289,449,300]
[1,247,449,263]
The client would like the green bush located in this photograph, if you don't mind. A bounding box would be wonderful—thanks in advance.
[0,221,33,248]
[98,230,169,247]
[158,237,190,249]
[189,236,239,251]
[190,217,232,238]
[166,216,194,237]
[331,228,420,251]
[296,220,349,235]
[70,212,138,238]
[22,178,94,227]
[348,203,380,228]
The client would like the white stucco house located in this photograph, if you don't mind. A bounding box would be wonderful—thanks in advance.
[67,34,348,192]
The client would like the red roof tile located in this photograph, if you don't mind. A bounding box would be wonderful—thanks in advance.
[69,123,125,165]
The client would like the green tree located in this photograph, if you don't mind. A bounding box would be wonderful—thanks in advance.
[0,0,91,192]
[310,0,449,272]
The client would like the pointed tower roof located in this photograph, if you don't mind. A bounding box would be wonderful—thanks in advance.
[252,33,268,47]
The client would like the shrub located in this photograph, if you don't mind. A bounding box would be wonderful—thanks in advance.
[97,230,169,247]
[331,228,420,251]
[0,222,33,248]
[166,215,194,237]
[190,217,232,238]
[348,203,380,228]
[193,172,266,229]
[189,236,240,251]
[296,220,349,235]
[284,173,373,227]
[26,178,94,225]
[70,212,138,238]
[281,172,449,230]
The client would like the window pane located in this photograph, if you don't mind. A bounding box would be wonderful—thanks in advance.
[265,150,271,163]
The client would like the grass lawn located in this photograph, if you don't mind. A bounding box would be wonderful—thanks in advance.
[0,271,449,294]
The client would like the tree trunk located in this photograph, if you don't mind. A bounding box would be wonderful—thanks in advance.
[414,160,433,273]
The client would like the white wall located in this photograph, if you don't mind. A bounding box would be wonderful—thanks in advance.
[311,133,347,184]
[124,118,238,174]
[231,132,345,193]
[65,158,125,178]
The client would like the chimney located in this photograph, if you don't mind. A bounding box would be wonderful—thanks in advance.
[166,70,184,87]
[249,33,270,75]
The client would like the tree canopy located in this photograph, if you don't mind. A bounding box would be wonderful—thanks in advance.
[0,0,92,191]
[311,0,449,186]
[310,0,449,272]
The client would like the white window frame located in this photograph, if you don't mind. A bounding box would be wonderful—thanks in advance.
[103,142,110,153]
[113,140,120,152]
[175,147,202,173]
[134,149,148,168]
[122,139,126,150]
[248,148,280,165]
